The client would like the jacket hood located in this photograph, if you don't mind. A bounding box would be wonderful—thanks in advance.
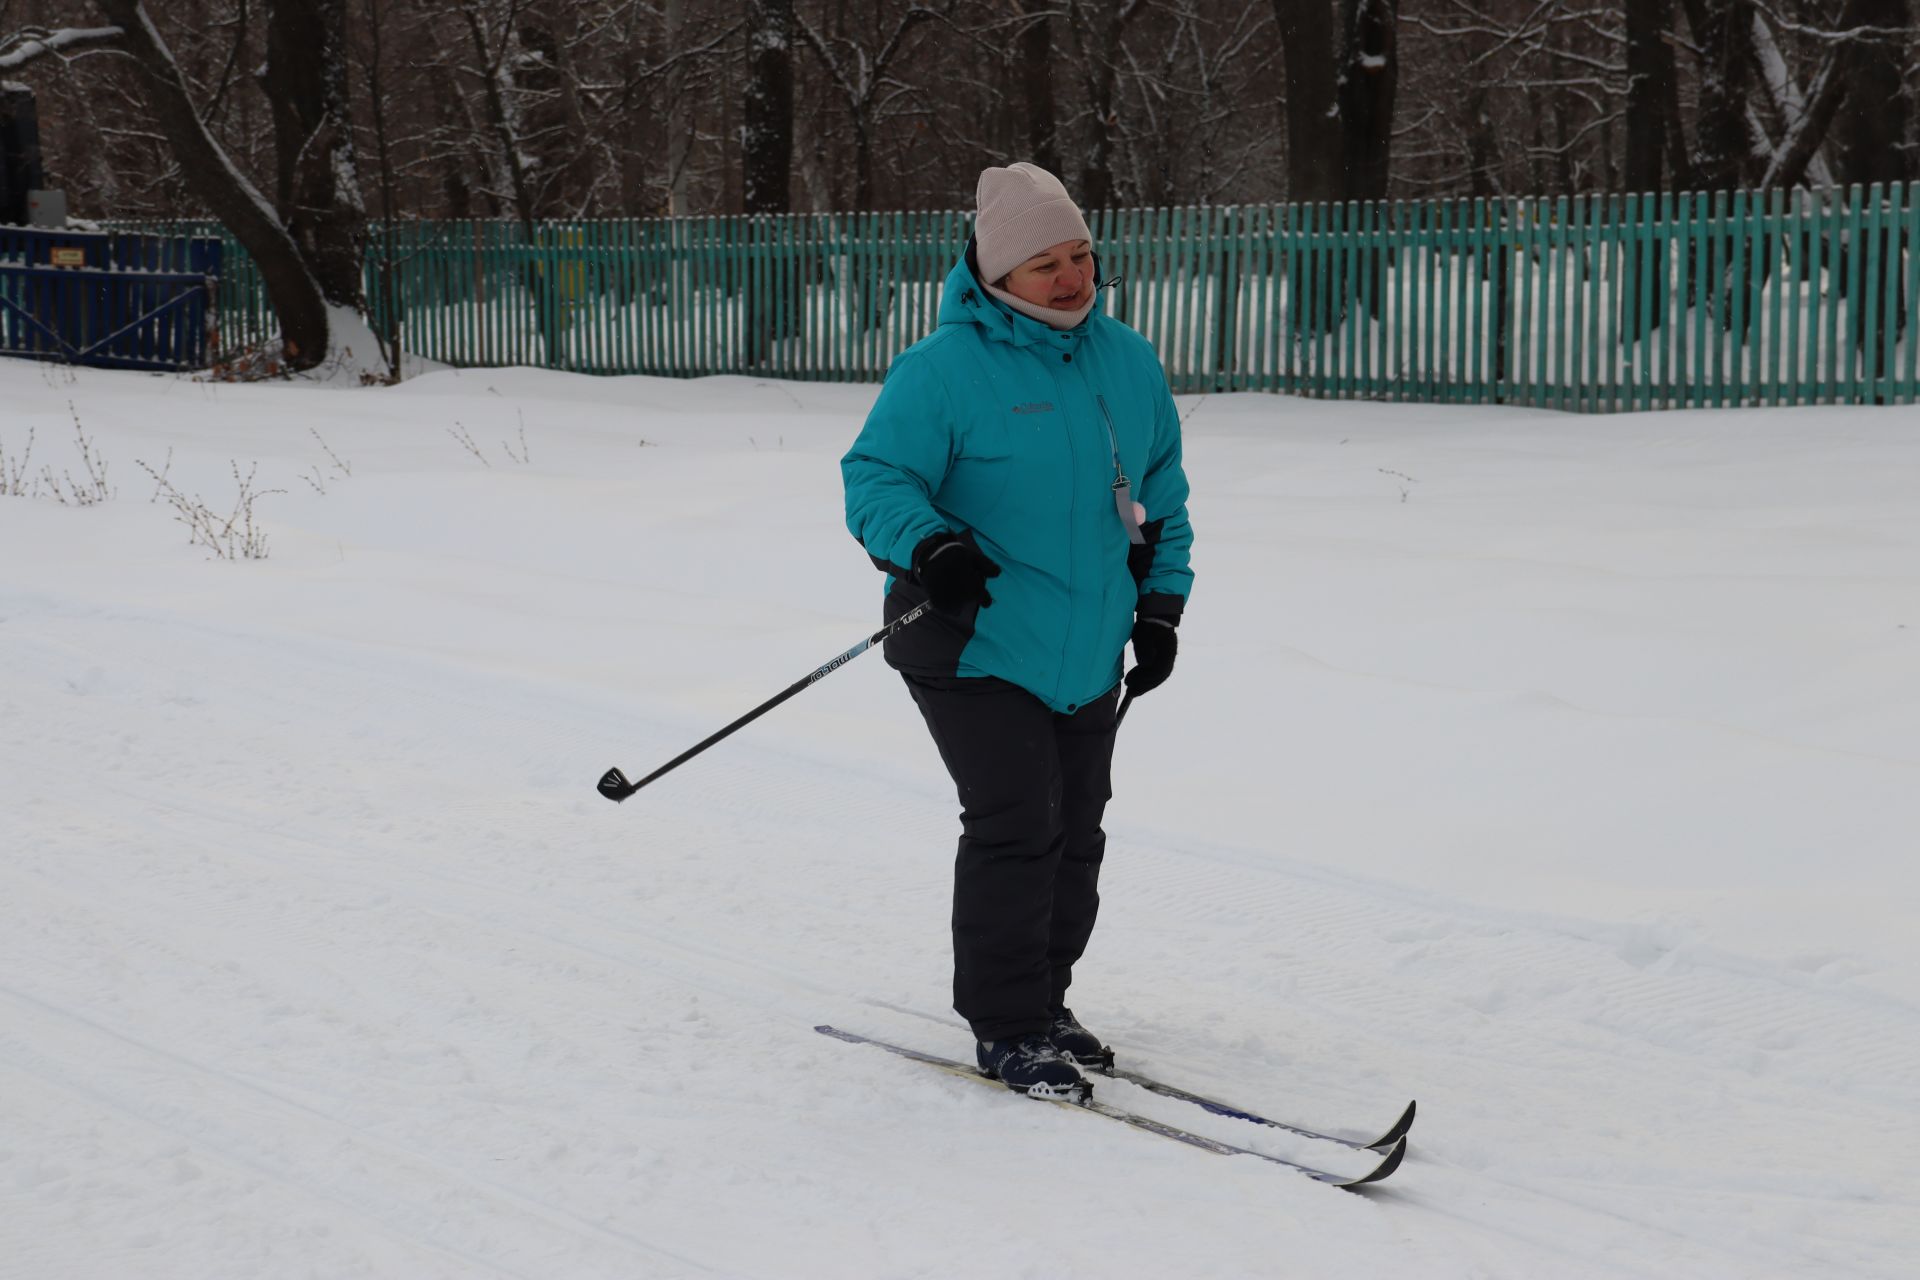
[936,240,1107,348]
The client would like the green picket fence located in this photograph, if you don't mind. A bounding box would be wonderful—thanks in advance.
[115,182,1920,409]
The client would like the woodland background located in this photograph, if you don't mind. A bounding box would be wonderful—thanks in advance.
[3,0,1914,224]
[2,2,1913,369]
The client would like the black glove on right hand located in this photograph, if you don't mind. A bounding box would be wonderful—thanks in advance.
[1123,615,1178,697]
[912,532,1002,612]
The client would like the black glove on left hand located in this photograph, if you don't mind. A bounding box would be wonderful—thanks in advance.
[912,531,1002,613]
[1124,615,1178,697]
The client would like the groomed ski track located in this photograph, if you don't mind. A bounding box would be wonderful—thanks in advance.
[3,365,1916,1278]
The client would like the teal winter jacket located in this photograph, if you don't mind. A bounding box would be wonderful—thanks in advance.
[841,249,1194,713]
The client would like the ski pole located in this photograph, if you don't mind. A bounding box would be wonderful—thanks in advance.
[597,601,932,803]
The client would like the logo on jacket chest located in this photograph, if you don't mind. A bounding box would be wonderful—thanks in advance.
[1010,401,1056,415]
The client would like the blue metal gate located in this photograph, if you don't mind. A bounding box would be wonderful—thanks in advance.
[0,225,221,371]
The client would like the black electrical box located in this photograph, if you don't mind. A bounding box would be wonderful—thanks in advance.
[0,84,45,227]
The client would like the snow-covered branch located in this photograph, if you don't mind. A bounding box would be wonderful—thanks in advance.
[0,25,123,72]
[1757,0,1871,190]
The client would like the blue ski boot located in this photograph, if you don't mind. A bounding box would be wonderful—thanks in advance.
[1047,1008,1115,1074]
[976,1033,1090,1101]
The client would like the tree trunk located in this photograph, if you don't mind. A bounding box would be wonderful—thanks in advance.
[1018,1,1059,174]
[1273,0,1343,204]
[743,0,794,214]
[852,117,874,211]
[1690,0,1751,192]
[1746,13,1836,188]
[664,0,693,215]
[1466,78,1498,198]
[1275,0,1348,340]
[1551,95,1574,192]
[1624,0,1670,195]
[1623,0,1672,339]
[458,2,537,233]
[1076,0,1138,209]
[359,0,404,376]
[1757,0,1872,191]
[1833,0,1910,371]
[1835,0,1910,187]
[517,9,593,215]
[262,0,367,312]
[452,2,561,362]
[97,0,329,368]
[1337,0,1396,205]
[1461,37,1506,369]
[743,0,795,363]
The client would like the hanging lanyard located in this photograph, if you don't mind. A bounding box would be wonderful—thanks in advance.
[1096,394,1147,546]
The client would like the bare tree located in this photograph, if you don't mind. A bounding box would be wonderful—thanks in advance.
[744,0,794,214]
[1689,0,1754,190]
[1746,8,1835,188]
[261,0,366,311]
[355,0,405,374]
[1015,0,1060,175]
[1621,0,1676,340]
[1,22,120,219]
[663,0,696,214]
[1069,0,1144,209]
[744,0,796,362]
[1271,0,1340,201]
[1338,0,1397,204]
[1111,0,1273,205]
[1624,0,1674,196]
[794,0,945,210]
[95,0,331,367]
[1833,0,1912,187]
[451,0,538,232]
[11,0,1914,256]
[515,7,597,217]
[1751,0,1875,190]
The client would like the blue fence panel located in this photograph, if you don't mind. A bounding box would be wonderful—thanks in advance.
[0,225,221,371]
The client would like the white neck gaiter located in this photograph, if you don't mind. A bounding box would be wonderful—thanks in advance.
[985,281,1096,332]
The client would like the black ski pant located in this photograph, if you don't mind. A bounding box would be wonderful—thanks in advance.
[904,674,1121,1043]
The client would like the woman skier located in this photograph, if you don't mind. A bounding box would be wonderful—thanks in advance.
[841,162,1194,1098]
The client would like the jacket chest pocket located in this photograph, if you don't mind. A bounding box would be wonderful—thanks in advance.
[939,415,1015,523]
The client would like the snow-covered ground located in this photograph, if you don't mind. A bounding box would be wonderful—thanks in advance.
[2,354,1916,1279]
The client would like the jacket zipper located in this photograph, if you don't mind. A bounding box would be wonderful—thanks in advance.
[1095,394,1127,490]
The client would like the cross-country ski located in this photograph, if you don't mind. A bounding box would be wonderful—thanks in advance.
[816,1026,1409,1189]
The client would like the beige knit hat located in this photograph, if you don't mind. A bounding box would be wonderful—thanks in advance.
[975,162,1093,285]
